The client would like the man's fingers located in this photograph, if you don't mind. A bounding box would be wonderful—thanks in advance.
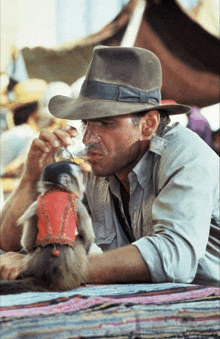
[79,161,91,173]
[33,126,80,154]
[38,128,61,149]
[63,125,78,137]
[31,138,51,153]
[0,252,26,281]
[52,126,78,146]
[8,266,23,280]
[4,267,18,281]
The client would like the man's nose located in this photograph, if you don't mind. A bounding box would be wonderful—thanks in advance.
[83,126,100,145]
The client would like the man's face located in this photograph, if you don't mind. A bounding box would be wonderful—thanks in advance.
[82,114,147,177]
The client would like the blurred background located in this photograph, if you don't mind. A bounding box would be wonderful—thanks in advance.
[1,0,219,206]
[1,0,130,64]
[1,0,219,57]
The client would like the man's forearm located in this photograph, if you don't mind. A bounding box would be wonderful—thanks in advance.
[0,177,38,251]
[0,126,82,252]
[86,245,151,284]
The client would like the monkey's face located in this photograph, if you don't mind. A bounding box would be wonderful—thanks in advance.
[38,161,85,196]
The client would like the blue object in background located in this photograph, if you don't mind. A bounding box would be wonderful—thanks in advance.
[55,0,129,45]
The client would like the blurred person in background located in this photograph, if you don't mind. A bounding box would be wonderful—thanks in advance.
[0,74,14,133]
[38,81,72,131]
[0,79,72,207]
[187,106,213,147]
[0,79,48,177]
[0,80,72,177]
[163,102,214,149]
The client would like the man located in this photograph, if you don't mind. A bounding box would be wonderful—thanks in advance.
[0,47,219,286]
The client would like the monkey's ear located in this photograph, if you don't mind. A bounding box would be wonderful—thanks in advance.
[59,173,72,190]
[18,201,38,226]
[21,216,38,252]
[18,201,38,252]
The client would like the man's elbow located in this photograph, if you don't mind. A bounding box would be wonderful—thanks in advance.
[164,266,197,284]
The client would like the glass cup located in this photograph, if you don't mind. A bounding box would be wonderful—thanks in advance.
[53,124,88,165]
[53,146,88,165]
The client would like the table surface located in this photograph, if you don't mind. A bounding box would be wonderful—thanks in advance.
[1,282,219,339]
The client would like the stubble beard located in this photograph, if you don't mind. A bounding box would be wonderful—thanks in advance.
[91,141,142,177]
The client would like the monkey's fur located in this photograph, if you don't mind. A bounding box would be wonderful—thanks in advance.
[0,161,95,294]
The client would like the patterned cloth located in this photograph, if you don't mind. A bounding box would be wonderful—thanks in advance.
[1,283,219,338]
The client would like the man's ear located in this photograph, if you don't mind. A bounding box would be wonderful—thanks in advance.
[141,110,160,138]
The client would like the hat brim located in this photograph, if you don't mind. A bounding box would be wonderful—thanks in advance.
[7,99,39,111]
[49,95,191,121]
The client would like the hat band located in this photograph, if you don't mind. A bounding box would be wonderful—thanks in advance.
[80,80,161,105]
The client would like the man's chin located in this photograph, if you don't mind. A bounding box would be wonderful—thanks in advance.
[90,164,112,177]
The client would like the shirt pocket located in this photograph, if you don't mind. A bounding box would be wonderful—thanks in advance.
[86,176,117,250]
[92,220,116,247]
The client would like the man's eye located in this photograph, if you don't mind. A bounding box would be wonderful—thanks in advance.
[100,121,109,126]
[99,120,113,127]
[81,119,113,128]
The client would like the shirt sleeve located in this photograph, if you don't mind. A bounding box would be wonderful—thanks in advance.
[133,128,219,283]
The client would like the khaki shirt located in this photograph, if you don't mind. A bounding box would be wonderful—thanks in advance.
[85,123,220,285]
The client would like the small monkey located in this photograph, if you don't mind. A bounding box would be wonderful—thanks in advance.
[0,161,95,294]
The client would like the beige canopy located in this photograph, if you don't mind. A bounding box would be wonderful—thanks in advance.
[18,0,220,108]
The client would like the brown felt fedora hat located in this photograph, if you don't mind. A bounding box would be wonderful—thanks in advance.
[49,46,190,120]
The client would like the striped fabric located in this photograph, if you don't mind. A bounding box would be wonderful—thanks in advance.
[0,283,219,338]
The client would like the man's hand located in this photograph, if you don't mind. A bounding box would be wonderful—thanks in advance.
[24,125,79,182]
[0,252,26,280]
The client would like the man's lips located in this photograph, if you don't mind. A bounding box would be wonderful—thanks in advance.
[86,151,102,162]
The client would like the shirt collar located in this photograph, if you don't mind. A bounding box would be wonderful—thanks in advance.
[129,149,152,190]
[149,134,168,155]
[130,134,168,189]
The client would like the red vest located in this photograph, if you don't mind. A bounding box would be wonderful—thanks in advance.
[35,191,78,247]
